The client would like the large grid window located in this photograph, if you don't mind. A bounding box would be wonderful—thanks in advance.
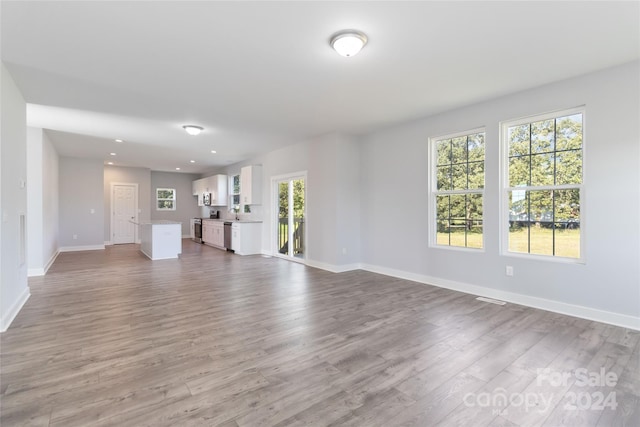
[156,188,176,210]
[504,108,583,259]
[431,130,485,249]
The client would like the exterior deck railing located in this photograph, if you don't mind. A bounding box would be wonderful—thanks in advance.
[278,217,304,255]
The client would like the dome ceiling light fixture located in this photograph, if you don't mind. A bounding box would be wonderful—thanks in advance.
[182,125,204,136]
[330,30,368,57]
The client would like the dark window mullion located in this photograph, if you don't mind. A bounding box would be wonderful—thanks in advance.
[449,140,454,191]
[464,136,469,247]
[464,194,468,248]
[528,124,532,254]
[552,121,557,256]
[552,190,556,256]
[448,195,452,246]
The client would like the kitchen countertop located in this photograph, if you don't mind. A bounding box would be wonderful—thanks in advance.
[131,220,182,225]
[201,218,262,223]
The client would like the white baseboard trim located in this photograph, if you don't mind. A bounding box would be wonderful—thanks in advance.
[27,250,60,277]
[104,240,112,246]
[27,268,45,277]
[305,259,362,273]
[360,263,640,331]
[44,250,59,273]
[1,286,30,332]
[182,234,191,239]
[59,244,105,253]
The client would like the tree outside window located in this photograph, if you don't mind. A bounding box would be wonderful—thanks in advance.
[156,188,176,210]
[504,109,583,260]
[431,130,485,249]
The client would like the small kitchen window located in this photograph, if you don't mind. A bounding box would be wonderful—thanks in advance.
[230,175,241,212]
[230,174,251,214]
[156,188,176,211]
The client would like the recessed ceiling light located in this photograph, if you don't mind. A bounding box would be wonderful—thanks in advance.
[176,167,181,170]
[211,150,217,154]
[183,125,204,136]
[110,152,116,156]
[107,162,114,165]
[330,30,368,57]
[115,139,124,143]
[190,160,195,163]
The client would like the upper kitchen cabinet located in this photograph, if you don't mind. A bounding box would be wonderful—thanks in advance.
[192,174,228,206]
[192,178,203,196]
[240,165,262,205]
[192,178,205,206]
[209,174,228,206]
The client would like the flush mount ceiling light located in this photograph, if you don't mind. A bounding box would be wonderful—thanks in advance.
[330,30,368,57]
[183,125,204,136]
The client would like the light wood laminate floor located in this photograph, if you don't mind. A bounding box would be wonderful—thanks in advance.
[1,241,638,426]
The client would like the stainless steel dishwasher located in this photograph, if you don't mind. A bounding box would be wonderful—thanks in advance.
[223,222,233,250]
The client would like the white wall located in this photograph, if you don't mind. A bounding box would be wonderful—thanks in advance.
[42,131,59,265]
[359,61,640,326]
[335,134,361,266]
[1,63,30,331]
[27,128,44,272]
[213,140,311,254]
[214,133,362,270]
[27,128,59,275]
[307,133,361,268]
[150,171,200,236]
[103,165,151,243]
[59,157,105,249]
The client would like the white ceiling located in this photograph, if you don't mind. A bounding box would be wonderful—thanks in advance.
[2,1,638,174]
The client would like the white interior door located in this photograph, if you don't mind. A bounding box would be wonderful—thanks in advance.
[112,184,137,244]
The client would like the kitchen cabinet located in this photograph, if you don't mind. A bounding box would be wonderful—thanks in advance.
[240,165,262,205]
[231,222,262,255]
[192,178,202,196]
[209,174,228,206]
[138,221,182,260]
[192,175,228,206]
[202,219,225,248]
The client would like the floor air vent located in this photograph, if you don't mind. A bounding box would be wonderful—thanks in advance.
[476,296,506,305]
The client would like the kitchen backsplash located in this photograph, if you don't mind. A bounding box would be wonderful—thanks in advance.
[199,205,263,221]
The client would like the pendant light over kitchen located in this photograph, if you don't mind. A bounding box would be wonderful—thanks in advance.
[330,30,368,57]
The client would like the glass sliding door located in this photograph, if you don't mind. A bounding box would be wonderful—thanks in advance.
[275,175,305,260]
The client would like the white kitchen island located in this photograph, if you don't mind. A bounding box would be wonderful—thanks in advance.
[136,220,182,260]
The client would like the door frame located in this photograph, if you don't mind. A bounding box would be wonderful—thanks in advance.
[271,171,307,263]
[110,182,139,245]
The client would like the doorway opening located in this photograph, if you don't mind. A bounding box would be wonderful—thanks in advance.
[273,173,306,261]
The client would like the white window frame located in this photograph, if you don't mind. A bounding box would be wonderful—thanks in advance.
[156,188,176,211]
[229,174,240,213]
[499,106,586,263]
[428,127,486,251]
